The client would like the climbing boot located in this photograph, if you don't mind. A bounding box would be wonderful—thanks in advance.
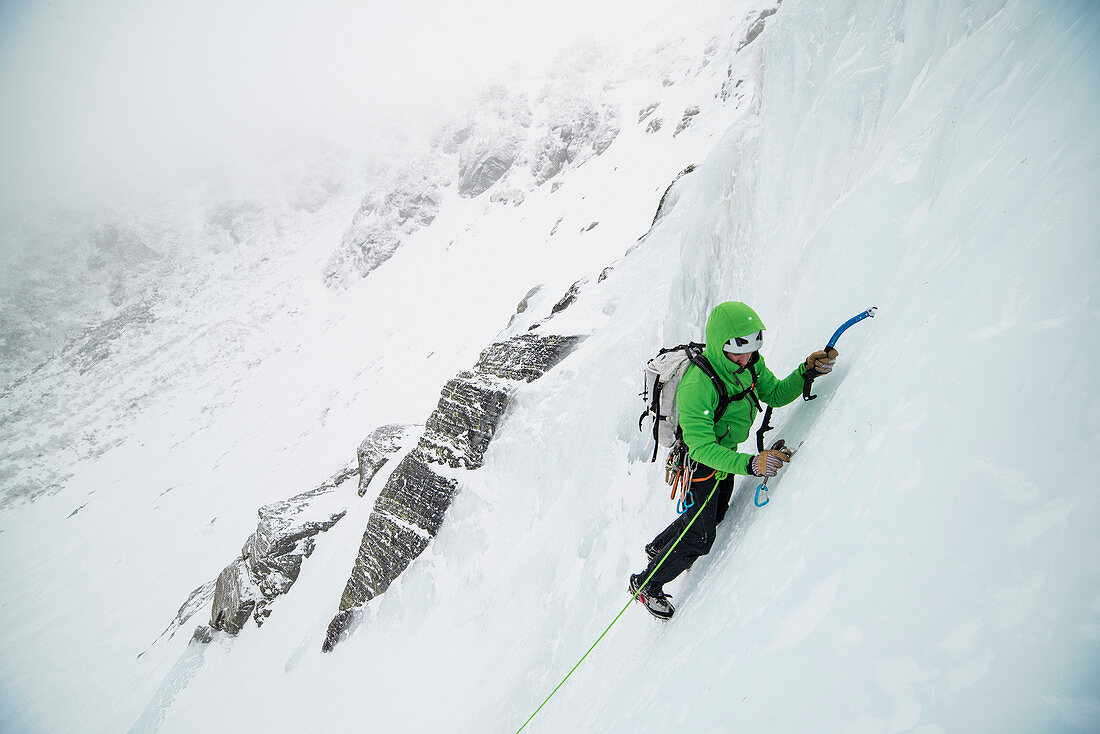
[644,541,662,562]
[629,573,675,621]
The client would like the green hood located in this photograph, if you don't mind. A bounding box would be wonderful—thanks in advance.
[703,301,766,382]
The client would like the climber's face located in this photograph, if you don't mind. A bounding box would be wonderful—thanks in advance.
[725,351,752,368]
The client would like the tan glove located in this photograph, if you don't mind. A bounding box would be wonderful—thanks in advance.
[805,347,839,374]
[749,448,791,477]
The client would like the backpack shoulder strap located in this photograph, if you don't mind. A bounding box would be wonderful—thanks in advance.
[683,346,731,421]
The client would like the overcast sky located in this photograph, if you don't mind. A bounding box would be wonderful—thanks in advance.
[0,0,702,206]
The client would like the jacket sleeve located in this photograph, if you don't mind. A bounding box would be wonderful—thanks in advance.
[755,358,808,408]
[676,370,755,475]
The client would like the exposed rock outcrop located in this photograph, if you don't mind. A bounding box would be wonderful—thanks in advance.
[550,278,589,316]
[507,285,544,329]
[323,333,583,651]
[205,200,267,250]
[530,100,620,186]
[652,165,698,225]
[358,424,421,497]
[323,162,446,289]
[151,580,216,649]
[458,137,521,198]
[87,223,165,307]
[522,269,619,332]
[489,187,526,207]
[88,222,163,268]
[674,105,701,136]
[177,424,417,641]
[445,86,532,199]
[737,5,780,52]
[210,465,357,634]
[720,72,746,103]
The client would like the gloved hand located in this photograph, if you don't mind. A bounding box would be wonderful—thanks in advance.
[749,448,791,477]
[805,347,839,374]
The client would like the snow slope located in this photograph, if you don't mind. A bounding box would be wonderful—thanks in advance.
[2,0,1099,732]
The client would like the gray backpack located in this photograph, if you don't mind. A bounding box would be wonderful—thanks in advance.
[639,342,733,462]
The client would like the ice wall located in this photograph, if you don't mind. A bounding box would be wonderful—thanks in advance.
[541,1,1100,732]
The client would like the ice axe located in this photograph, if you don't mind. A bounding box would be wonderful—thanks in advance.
[802,307,877,401]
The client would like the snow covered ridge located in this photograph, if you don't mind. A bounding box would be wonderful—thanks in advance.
[321,85,623,289]
[321,3,779,290]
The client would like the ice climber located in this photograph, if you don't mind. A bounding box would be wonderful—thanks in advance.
[630,301,838,620]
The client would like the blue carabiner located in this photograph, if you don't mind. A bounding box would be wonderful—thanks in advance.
[754,482,769,507]
[677,490,695,514]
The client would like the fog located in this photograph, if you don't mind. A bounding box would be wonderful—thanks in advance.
[0,0,693,208]
[0,0,733,387]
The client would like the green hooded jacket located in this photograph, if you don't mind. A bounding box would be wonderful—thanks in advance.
[675,301,807,476]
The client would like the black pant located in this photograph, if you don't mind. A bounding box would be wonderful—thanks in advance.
[641,461,736,590]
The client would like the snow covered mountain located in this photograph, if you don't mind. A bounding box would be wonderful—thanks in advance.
[2,1,1098,733]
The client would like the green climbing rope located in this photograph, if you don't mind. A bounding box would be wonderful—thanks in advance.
[515,480,720,733]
